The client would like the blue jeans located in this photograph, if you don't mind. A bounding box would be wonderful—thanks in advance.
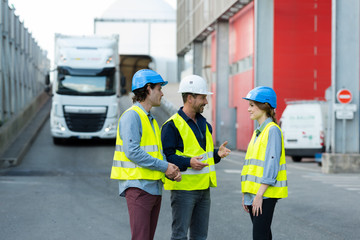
[170,189,211,240]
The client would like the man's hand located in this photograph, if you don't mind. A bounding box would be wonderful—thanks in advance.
[190,156,208,170]
[165,163,180,180]
[173,171,182,182]
[218,141,231,158]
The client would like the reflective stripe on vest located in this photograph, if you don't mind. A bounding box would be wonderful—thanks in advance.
[241,175,288,188]
[241,122,288,198]
[182,165,216,175]
[110,105,164,180]
[162,113,217,190]
[181,152,215,175]
[115,144,162,154]
[244,159,287,171]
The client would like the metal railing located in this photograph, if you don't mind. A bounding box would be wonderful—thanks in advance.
[0,0,50,127]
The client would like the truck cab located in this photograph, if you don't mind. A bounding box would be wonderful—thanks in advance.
[50,34,120,144]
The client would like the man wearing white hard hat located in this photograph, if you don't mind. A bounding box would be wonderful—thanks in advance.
[161,74,231,240]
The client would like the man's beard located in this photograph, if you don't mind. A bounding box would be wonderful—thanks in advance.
[195,104,205,113]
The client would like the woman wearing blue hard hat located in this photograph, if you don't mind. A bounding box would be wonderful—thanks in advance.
[111,69,181,240]
[241,86,288,240]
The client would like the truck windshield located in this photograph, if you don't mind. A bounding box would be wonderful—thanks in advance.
[56,67,116,96]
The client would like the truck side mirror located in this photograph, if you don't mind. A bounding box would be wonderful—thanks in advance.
[45,73,50,85]
[120,76,126,87]
[44,86,51,94]
[58,74,65,81]
[120,76,127,95]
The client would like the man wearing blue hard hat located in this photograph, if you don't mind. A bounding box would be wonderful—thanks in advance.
[110,69,181,240]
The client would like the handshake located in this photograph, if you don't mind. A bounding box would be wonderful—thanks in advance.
[165,163,182,182]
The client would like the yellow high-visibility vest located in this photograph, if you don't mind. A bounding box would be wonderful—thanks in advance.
[163,113,217,190]
[241,122,288,198]
[110,105,164,180]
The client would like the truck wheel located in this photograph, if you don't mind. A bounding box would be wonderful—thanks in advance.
[53,137,63,145]
[292,156,302,162]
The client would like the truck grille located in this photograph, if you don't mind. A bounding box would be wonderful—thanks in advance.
[64,111,107,132]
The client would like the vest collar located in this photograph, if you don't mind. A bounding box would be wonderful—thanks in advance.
[135,102,154,120]
[256,117,273,136]
[178,107,206,123]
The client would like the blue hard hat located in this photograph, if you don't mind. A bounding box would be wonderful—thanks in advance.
[243,86,277,108]
[131,69,168,92]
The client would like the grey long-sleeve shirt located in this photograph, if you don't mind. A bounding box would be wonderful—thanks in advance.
[117,102,168,197]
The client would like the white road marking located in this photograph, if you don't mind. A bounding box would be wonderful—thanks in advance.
[287,164,320,173]
[0,179,41,185]
[224,169,242,174]
[346,188,360,191]
[223,157,243,166]
[334,184,360,188]
[301,174,360,193]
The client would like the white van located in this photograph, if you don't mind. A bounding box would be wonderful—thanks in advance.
[279,101,328,162]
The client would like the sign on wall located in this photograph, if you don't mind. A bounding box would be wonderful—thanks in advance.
[335,89,356,119]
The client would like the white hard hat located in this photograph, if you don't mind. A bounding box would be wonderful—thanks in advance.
[178,75,213,95]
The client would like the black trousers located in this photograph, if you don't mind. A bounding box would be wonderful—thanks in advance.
[248,198,278,240]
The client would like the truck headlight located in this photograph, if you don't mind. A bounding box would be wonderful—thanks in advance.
[104,122,117,132]
[54,121,66,132]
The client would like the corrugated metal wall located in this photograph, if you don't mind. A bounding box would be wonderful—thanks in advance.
[176,0,239,54]
[0,0,50,127]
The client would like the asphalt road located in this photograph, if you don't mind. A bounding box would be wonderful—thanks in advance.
[1,119,360,240]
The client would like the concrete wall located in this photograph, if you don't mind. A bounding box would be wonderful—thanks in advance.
[322,153,360,173]
[0,91,50,157]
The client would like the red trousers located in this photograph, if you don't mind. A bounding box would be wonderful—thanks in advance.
[125,187,162,240]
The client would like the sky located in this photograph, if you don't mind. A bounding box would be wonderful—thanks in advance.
[7,0,176,67]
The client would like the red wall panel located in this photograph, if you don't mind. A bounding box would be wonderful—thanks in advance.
[211,82,216,142]
[229,2,255,150]
[230,3,254,63]
[211,32,217,73]
[211,32,217,141]
[274,0,332,118]
[232,72,254,150]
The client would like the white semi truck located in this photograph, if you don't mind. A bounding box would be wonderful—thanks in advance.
[50,34,120,144]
